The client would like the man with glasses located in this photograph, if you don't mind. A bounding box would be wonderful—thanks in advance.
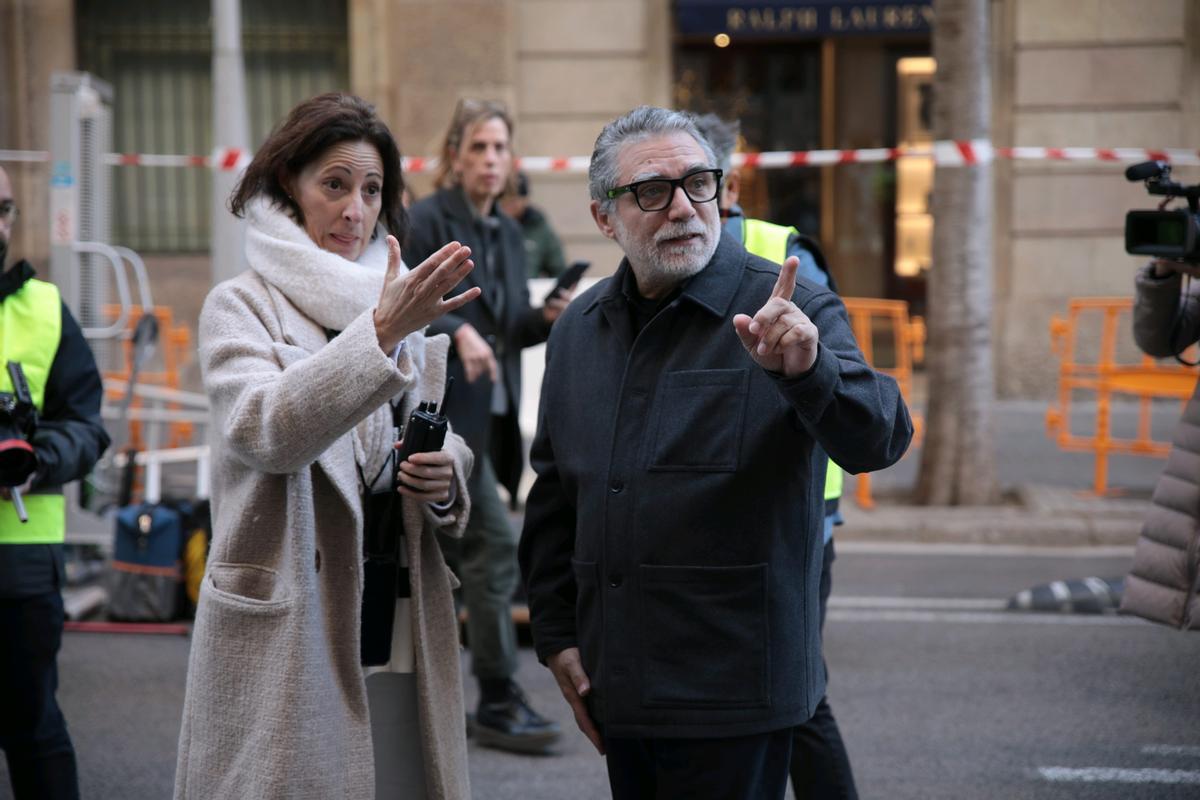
[519,107,912,799]
[694,113,859,800]
[0,165,110,799]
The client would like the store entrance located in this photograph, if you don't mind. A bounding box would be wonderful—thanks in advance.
[674,41,823,245]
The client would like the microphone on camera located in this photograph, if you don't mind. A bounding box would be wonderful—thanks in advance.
[1125,161,1167,182]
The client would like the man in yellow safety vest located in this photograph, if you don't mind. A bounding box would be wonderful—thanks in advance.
[0,165,110,800]
[696,115,858,800]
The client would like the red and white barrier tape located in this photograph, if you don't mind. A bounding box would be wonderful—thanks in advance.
[2,142,1198,172]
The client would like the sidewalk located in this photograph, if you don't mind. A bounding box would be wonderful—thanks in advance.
[835,398,1169,548]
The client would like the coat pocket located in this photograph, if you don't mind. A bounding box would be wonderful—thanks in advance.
[180,573,304,798]
[639,563,769,708]
[204,562,294,610]
[647,369,748,472]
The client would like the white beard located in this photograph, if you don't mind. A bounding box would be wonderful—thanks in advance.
[613,213,720,297]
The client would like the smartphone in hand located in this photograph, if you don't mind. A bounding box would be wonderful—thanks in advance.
[545,260,590,302]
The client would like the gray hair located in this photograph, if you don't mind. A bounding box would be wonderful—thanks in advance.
[588,106,717,209]
[693,113,740,176]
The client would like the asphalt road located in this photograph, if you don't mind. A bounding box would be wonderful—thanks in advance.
[4,544,1198,800]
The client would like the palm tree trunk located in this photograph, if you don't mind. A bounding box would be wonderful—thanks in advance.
[914,0,999,505]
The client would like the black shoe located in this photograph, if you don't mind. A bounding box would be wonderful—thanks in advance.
[472,681,562,754]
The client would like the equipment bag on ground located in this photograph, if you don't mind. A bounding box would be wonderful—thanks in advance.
[106,500,188,621]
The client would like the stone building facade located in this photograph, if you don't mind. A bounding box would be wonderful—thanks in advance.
[1,0,1197,398]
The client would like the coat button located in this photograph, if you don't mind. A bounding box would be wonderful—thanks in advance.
[608,574,623,588]
[314,548,321,573]
[610,480,624,494]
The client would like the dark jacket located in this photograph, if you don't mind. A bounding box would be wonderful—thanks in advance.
[0,259,111,598]
[1121,263,1200,630]
[516,205,567,279]
[519,234,912,738]
[406,187,551,496]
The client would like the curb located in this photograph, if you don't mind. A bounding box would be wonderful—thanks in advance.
[838,506,1142,547]
[837,484,1148,548]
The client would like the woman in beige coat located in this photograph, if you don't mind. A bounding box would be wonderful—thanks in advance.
[174,94,481,799]
[1122,258,1200,631]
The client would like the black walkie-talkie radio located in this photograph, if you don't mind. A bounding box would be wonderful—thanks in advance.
[361,377,454,667]
[394,376,452,471]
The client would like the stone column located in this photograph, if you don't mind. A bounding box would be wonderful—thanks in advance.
[0,0,76,270]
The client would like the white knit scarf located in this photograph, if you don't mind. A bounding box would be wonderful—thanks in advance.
[244,196,426,371]
[244,197,426,481]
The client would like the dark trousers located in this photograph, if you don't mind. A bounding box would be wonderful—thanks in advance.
[605,728,793,800]
[441,456,519,683]
[790,539,859,800]
[0,590,80,800]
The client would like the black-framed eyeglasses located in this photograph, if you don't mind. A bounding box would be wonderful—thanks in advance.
[0,201,17,224]
[606,168,723,212]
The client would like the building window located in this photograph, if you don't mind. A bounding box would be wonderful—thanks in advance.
[77,0,348,253]
[894,56,934,278]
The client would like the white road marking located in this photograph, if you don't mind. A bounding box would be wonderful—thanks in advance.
[827,609,1148,626]
[1037,767,1200,785]
[830,596,1007,610]
[1142,745,1200,758]
[834,541,1134,558]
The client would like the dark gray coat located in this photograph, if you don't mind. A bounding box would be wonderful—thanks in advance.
[519,234,913,738]
[406,187,551,498]
[1122,264,1200,630]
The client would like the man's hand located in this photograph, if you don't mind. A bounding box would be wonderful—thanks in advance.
[452,323,499,384]
[546,647,604,755]
[732,255,819,377]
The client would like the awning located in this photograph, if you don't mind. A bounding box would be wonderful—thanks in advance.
[675,0,933,38]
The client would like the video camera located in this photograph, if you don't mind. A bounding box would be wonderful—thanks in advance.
[0,361,38,522]
[1124,160,1200,263]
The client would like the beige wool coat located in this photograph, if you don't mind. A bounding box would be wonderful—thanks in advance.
[1121,264,1200,630]
[174,270,473,799]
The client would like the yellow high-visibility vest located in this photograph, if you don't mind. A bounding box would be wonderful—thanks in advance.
[741,218,843,503]
[0,278,66,544]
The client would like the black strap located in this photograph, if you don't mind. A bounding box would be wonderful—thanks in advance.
[117,448,138,508]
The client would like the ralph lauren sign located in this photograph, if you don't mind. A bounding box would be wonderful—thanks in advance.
[676,0,934,37]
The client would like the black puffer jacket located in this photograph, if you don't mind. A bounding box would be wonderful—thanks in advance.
[1121,263,1200,630]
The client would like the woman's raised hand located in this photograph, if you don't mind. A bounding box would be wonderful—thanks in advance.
[374,236,482,353]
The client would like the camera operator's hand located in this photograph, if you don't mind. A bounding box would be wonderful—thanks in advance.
[0,475,33,502]
[1151,260,1200,280]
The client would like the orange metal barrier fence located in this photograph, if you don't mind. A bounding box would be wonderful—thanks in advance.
[102,305,196,450]
[840,298,926,509]
[1045,297,1195,495]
